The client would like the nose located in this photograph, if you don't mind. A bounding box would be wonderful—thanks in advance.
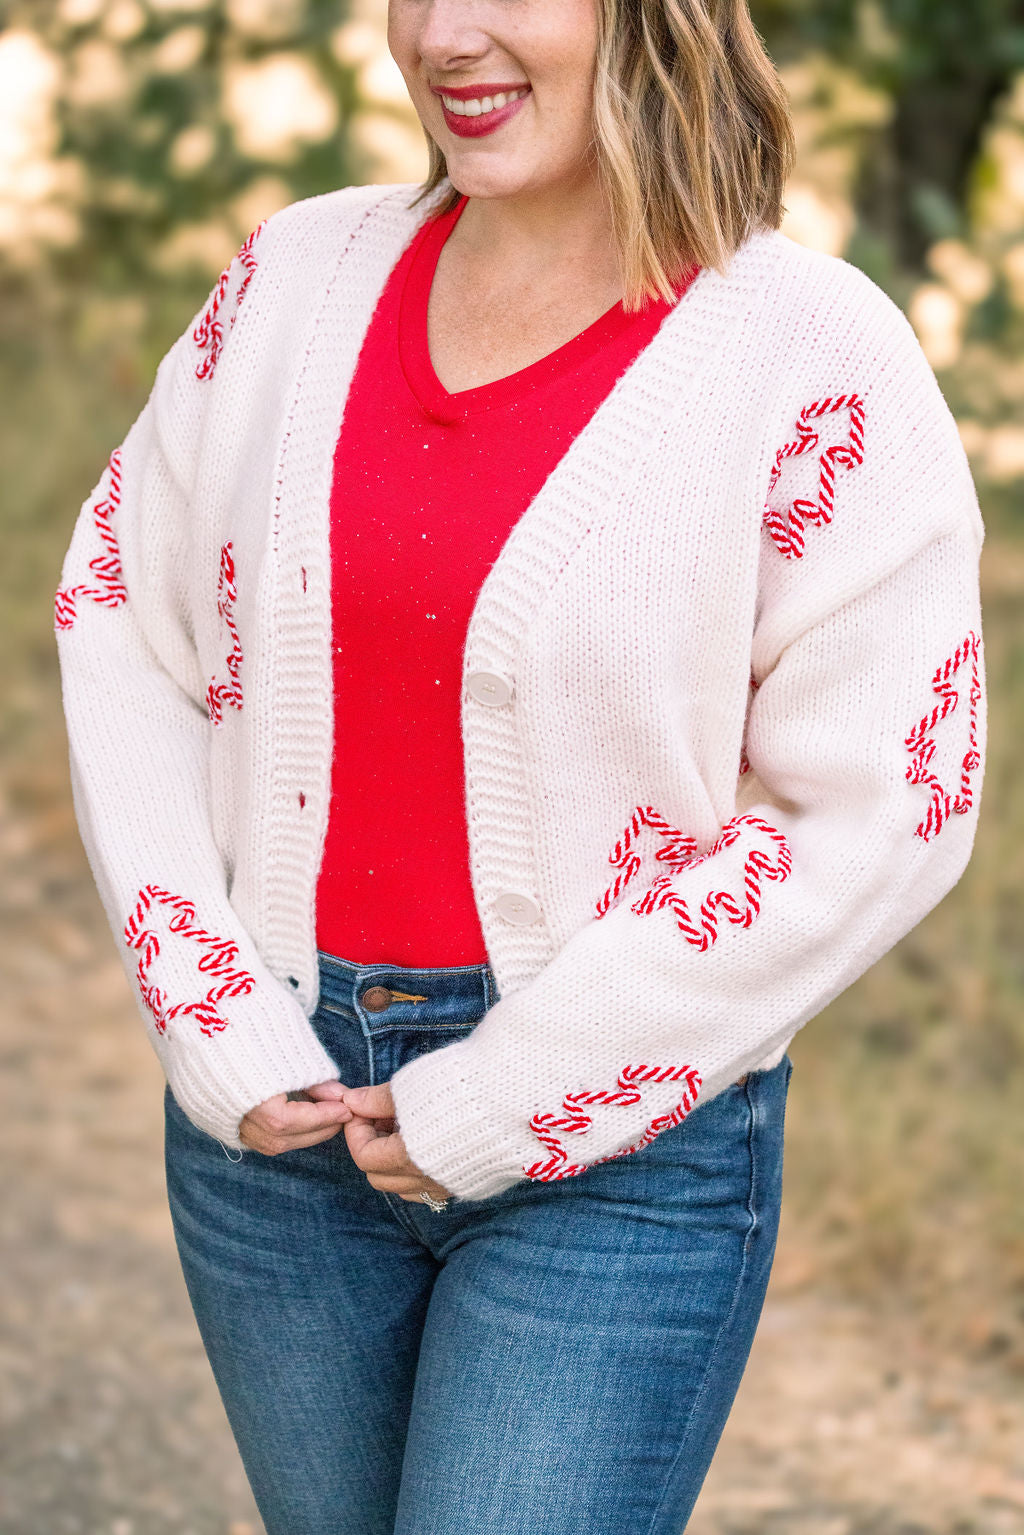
[412,0,489,70]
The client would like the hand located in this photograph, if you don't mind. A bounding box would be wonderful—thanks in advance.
[238,1081,353,1155]
[306,1080,453,1205]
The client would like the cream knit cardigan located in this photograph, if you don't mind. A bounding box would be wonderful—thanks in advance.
[56,181,986,1201]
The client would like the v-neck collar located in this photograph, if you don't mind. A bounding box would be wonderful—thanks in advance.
[397,195,691,426]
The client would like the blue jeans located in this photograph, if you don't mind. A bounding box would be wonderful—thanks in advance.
[164,950,792,1535]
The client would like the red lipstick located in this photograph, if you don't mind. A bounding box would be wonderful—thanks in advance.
[430,82,532,140]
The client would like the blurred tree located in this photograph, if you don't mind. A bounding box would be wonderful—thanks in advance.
[6,0,1021,293]
[752,0,1024,268]
[5,0,362,291]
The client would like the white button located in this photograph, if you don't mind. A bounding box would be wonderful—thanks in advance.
[466,669,514,707]
[494,890,542,926]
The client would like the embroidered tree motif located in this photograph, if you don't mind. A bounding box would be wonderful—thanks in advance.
[193,221,266,382]
[594,805,699,918]
[763,394,865,560]
[622,813,792,951]
[54,448,127,631]
[905,631,981,843]
[206,542,243,726]
[123,885,256,1038]
[524,1063,703,1181]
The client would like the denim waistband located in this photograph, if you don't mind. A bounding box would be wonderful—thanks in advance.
[316,948,499,1029]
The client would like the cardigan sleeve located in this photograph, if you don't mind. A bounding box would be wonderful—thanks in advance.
[55,256,339,1148]
[389,405,986,1201]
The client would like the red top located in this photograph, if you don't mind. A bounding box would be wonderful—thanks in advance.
[316,196,697,966]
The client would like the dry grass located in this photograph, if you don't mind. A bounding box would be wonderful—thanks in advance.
[781,534,1024,1368]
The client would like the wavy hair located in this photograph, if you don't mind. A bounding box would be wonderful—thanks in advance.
[412,0,796,309]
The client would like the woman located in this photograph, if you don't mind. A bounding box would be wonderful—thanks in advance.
[55,0,985,1530]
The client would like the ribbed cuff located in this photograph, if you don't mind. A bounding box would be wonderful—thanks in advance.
[389,1035,527,1202]
[160,992,341,1148]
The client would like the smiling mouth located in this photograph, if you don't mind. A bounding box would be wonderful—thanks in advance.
[430,82,532,140]
[436,86,530,118]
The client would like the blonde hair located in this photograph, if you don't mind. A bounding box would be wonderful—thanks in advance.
[413,0,796,309]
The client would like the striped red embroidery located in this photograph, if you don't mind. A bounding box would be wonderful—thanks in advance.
[595,805,699,919]
[597,811,791,948]
[597,810,791,948]
[206,542,243,726]
[123,885,256,1038]
[54,448,127,631]
[763,394,865,560]
[524,1064,703,1182]
[193,221,266,382]
[633,814,791,949]
[905,631,981,842]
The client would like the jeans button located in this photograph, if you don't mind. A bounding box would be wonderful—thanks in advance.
[361,986,393,1012]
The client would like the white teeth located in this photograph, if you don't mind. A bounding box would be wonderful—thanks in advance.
[440,87,527,118]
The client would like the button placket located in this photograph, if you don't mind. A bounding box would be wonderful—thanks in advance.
[493,890,542,926]
[464,666,545,939]
[466,669,514,707]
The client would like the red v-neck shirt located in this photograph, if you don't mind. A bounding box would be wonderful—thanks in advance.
[315,196,698,966]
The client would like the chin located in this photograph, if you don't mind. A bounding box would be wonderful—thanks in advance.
[446,171,524,201]
[440,152,553,203]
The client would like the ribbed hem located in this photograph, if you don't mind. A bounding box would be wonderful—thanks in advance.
[163,999,340,1148]
[390,1036,524,1202]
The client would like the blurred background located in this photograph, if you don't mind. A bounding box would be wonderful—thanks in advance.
[1,1,1022,1531]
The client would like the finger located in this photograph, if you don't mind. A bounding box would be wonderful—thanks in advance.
[345,1122,411,1174]
[245,1092,350,1129]
[240,1121,347,1155]
[407,1176,453,1202]
[342,1083,395,1119]
[365,1174,451,1202]
[343,1116,394,1162]
[396,1179,452,1202]
[354,1140,439,1189]
[364,1172,412,1191]
[365,1172,432,1194]
[248,1097,352,1138]
[303,1080,348,1102]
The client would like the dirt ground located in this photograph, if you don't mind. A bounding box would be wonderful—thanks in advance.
[2,759,1023,1535]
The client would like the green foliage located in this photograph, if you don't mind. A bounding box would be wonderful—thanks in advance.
[752,0,1024,266]
[6,0,362,291]
[754,0,1024,78]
